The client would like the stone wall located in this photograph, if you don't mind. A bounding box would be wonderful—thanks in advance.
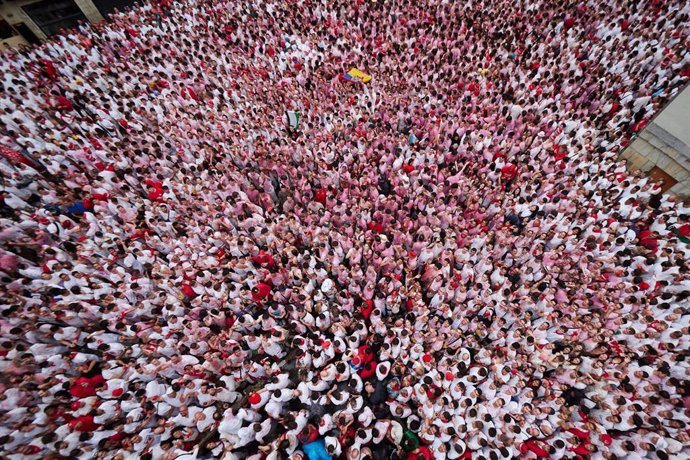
[621,122,690,196]
[0,35,29,51]
[73,0,105,23]
[0,0,49,42]
[621,83,690,196]
[0,0,104,47]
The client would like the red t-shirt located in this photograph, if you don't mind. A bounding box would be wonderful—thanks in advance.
[501,164,518,180]
[251,251,276,269]
[521,440,550,458]
[145,179,164,201]
[70,379,97,399]
[314,188,327,205]
[69,375,103,398]
[407,446,433,460]
[358,361,377,379]
[56,96,73,111]
[360,299,374,319]
[68,415,99,432]
[252,282,272,302]
[358,345,375,364]
[367,221,384,234]
[181,283,198,298]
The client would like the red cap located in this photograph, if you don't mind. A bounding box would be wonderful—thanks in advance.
[445,372,454,381]
[249,393,261,405]
[112,388,124,397]
[422,354,432,363]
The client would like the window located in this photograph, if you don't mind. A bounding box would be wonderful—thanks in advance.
[0,19,17,40]
[22,0,86,36]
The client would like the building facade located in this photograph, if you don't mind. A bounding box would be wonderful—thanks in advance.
[621,83,690,196]
[0,0,138,50]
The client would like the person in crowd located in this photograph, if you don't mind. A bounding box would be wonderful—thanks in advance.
[0,0,689,459]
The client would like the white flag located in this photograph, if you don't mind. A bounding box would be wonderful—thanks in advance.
[286,110,300,130]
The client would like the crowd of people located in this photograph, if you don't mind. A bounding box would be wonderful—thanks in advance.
[1,0,690,458]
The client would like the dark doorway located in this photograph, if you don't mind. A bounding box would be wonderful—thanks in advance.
[22,0,86,36]
[0,19,18,40]
[14,23,41,45]
[93,0,139,18]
